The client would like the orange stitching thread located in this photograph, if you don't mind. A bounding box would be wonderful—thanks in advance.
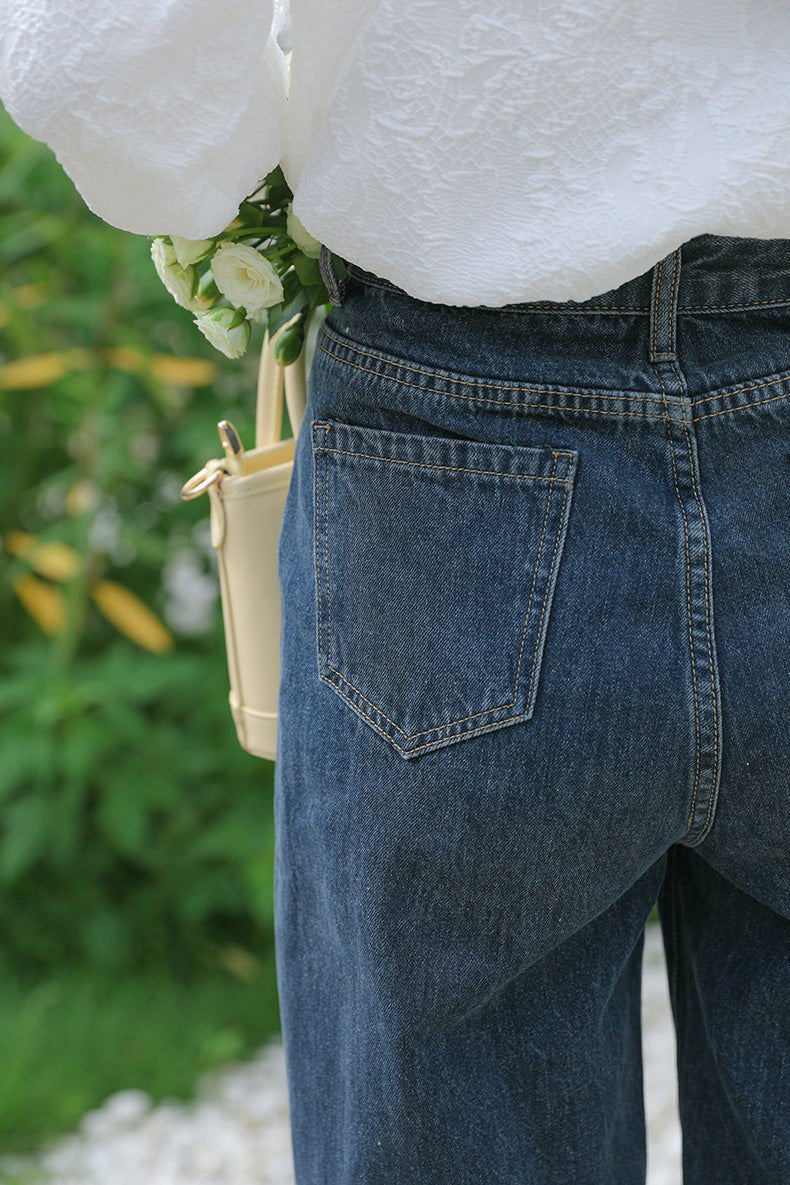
[319,326,659,403]
[678,295,790,312]
[668,251,679,357]
[349,267,790,314]
[670,358,719,843]
[313,423,328,677]
[313,435,573,742]
[510,453,558,705]
[504,304,649,314]
[525,455,567,699]
[319,443,574,482]
[692,370,790,407]
[504,296,790,314]
[651,258,663,360]
[322,425,332,666]
[654,366,701,842]
[696,386,790,421]
[329,672,516,738]
[322,323,790,407]
[348,270,650,313]
[317,338,666,417]
[318,332,790,422]
[323,674,539,758]
[360,294,790,314]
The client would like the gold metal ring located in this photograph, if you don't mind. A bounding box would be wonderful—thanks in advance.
[180,466,223,500]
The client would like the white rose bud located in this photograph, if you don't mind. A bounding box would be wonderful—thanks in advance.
[286,206,322,258]
[170,235,215,267]
[210,243,284,323]
[193,307,251,359]
[150,238,205,311]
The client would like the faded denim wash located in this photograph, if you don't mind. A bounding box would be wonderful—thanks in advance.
[274,235,790,1184]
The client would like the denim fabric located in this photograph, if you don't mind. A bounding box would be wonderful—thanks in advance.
[274,234,790,1184]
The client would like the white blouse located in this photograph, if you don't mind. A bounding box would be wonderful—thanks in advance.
[3,0,790,305]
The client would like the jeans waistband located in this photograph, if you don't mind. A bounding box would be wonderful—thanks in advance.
[317,235,790,403]
[323,235,790,317]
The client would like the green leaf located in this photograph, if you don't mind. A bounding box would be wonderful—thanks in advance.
[0,796,50,883]
[241,846,276,927]
[266,289,308,336]
[60,716,113,783]
[79,909,132,970]
[0,735,45,803]
[96,772,151,858]
[291,253,322,286]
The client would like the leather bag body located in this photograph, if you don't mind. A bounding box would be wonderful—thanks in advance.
[182,326,306,760]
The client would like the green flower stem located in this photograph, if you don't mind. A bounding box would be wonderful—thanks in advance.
[223,226,288,240]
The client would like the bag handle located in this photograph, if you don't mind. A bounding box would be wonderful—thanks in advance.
[181,315,310,502]
[256,316,308,448]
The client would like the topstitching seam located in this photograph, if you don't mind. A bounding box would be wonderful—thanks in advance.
[317,332,790,417]
[653,363,701,844]
[319,328,658,401]
[312,422,569,748]
[316,443,574,481]
[347,270,790,314]
[651,258,663,360]
[668,251,680,357]
[669,357,719,846]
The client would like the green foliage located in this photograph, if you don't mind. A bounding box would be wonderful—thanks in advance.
[0,954,280,1155]
[0,104,281,975]
[0,641,276,972]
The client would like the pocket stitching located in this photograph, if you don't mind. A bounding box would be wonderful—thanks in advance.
[324,676,542,759]
[323,451,564,740]
[313,421,575,754]
[318,441,576,480]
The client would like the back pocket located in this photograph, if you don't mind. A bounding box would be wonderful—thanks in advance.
[313,418,578,758]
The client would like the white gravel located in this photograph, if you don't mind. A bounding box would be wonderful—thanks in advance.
[1,925,681,1185]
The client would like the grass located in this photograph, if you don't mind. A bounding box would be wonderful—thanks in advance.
[0,953,281,1157]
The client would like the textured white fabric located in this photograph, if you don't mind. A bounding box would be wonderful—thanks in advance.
[3,0,790,304]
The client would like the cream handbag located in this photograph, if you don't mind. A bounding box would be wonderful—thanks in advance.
[181,323,307,761]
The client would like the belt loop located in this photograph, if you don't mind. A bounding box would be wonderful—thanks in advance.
[319,245,349,307]
[649,247,682,363]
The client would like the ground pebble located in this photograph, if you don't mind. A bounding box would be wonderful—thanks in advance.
[1,926,680,1185]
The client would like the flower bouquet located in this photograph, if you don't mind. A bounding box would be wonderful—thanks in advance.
[149,165,331,363]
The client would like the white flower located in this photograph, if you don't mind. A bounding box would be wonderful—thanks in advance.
[193,307,251,359]
[150,238,205,311]
[170,235,215,267]
[286,206,322,258]
[210,243,284,323]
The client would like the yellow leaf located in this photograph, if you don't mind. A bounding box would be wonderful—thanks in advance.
[104,345,145,374]
[150,355,216,387]
[0,354,67,389]
[103,348,214,386]
[5,531,81,581]
[215,944,260,983]
[0,286,47,330]
[4,530,34,555]
[91,580,174,653]
[0,349,92,390]
[13,574,65,635]
[12,283,48,309]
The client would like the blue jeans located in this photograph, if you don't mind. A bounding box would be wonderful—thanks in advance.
[274,235,790,1184]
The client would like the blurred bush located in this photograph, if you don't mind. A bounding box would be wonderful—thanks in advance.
[0,105,280,976]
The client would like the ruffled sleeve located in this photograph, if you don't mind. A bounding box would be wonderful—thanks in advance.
[0,0,287,237]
